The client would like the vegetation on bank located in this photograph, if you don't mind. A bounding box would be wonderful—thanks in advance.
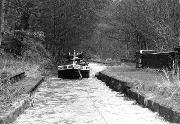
[103,63,180,108]
[0,52,47,112]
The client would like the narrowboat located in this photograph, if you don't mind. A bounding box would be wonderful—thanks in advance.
[58,50,90,79]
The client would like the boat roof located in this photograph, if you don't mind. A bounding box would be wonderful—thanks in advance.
[139,50,156,54]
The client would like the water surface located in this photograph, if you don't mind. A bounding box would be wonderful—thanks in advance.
[13,63,170,124]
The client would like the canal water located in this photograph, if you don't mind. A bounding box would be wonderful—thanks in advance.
[13,63,170,124]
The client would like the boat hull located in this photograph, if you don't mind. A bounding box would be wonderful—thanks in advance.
[58,69,90,79]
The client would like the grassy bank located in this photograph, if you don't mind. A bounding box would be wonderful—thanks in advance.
[102,63,180,110]
[0,53,50,113]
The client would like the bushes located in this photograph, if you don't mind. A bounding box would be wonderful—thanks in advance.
[2,33,24,56]
[1,30,49,63]
[0,79,25,111]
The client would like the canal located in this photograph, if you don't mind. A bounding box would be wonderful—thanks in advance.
[13,63,170,124]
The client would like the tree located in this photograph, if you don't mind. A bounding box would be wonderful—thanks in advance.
[110,0,180,53]
[0,0,6,46]
[0,0,112,62]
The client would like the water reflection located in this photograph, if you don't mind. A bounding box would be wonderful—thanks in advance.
[13,63,170,124]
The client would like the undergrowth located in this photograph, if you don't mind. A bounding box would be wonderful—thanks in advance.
[134,67,180,102]
[0,80,26,112]
[106,63,180,103]
[0,52,50,112]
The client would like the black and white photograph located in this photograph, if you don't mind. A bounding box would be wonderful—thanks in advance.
[0,0,180,123]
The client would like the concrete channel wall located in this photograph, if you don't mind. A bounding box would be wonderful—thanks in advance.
[0,73,44,124]
[96,72,180,123]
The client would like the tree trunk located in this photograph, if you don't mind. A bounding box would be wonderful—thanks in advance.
[0,0,6,46]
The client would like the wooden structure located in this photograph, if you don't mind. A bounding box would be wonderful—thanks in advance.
[136,49,179,70]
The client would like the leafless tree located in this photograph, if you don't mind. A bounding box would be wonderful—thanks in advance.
[0,0,6,46]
